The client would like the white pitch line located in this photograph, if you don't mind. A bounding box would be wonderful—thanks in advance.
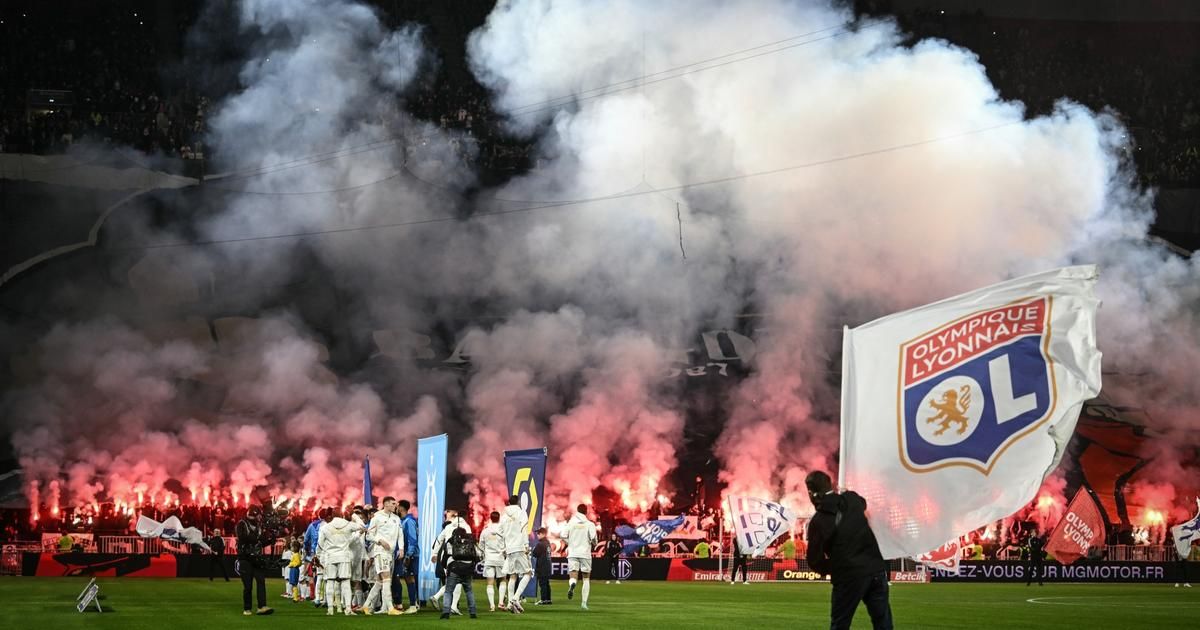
[1027,596,1200,608]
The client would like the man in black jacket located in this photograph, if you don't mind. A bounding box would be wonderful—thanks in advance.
[236,507,275,616]
[729,537,749,584]
[805,470,892,630]
[532,527,552,604]
[207,528,229,582]
[440,528,479,619]
[1025,532,1045,586]
[604,534,622,584]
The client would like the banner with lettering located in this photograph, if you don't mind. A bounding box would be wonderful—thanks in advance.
[840,265,1102,559]
[1046,488,1106,564]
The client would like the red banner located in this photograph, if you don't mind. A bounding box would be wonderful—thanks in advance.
[34,552,177,577]
[1046,489,1105,565]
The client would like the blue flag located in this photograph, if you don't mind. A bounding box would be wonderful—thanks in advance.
[615,515,687,555]
[362,455,373,507]
[416,434,447,602]
[505,447,547,597]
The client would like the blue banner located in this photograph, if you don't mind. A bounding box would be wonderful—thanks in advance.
[417,434,447,602]
[362,455,373,507]
[505,446,547,597]
[615,515,687,555]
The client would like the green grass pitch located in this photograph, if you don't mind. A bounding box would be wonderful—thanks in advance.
[0,578,1196,629]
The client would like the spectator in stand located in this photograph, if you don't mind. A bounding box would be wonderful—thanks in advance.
[694,539,710,559]
[777,535,796,562]
[57,533,73,552]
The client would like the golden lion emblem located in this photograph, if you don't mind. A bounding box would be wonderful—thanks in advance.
[926,385,972,436]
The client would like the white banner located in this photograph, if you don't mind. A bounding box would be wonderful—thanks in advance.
[840,266,1102,559]
[135,515,210,551]
[1171,499,1200,559]
[728,496,797,558]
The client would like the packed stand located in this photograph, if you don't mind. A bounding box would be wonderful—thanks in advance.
[0,5,208,158]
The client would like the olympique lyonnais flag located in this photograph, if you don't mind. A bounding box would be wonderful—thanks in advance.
[1045,488,1105,564]
[363,455,374,508]
[615,515,687,555]
[728,496,797,557]
[417,434,448,601]
[1171,498,1200,559]
[136,515,210,551]
[915,539,961,574]
[840,266,1102,559]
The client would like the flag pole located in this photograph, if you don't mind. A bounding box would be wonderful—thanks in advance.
[837,326,851,490]
[718,498,725,578]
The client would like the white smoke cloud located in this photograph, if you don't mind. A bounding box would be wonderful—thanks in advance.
[6,0,1199,523]
[468,0,1200,505]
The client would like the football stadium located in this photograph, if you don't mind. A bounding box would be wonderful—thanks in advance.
[1,1,1198,629]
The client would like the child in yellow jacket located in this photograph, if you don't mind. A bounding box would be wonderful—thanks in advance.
[288,541,303,602]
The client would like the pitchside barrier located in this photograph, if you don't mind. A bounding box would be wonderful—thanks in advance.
[12,552,1196,583]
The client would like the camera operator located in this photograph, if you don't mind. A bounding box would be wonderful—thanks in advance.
[236,505,275,616]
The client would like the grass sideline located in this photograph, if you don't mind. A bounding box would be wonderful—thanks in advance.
[0,578,1196,629]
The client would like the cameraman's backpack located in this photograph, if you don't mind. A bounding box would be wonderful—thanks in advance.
[450,531,477,563]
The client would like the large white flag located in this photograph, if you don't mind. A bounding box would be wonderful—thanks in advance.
[840,266,1101,559]
[728,496,797,557]
[136,515,211,551]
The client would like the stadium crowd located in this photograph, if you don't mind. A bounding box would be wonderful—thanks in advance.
[2,4,1196,185]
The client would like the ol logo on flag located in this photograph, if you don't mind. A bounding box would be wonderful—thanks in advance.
[897,297,1058,473]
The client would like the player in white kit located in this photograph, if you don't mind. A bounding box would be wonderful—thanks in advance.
[362,496,404,616]
[565,504,599,610]
[480,511,506,611]
[316,513,363,616]
[349,507,367,609]
[499,495,532,614]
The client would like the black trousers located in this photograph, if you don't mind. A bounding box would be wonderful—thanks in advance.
[829,571,893,630]
[730,556,748,582]
[537,575,551,602]
[1026,557,1044,585]
[210,554,229,581]
[239,558,268,611]
[608,558,620,579]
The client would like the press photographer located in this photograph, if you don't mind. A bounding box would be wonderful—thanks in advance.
[236,505,280,616]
